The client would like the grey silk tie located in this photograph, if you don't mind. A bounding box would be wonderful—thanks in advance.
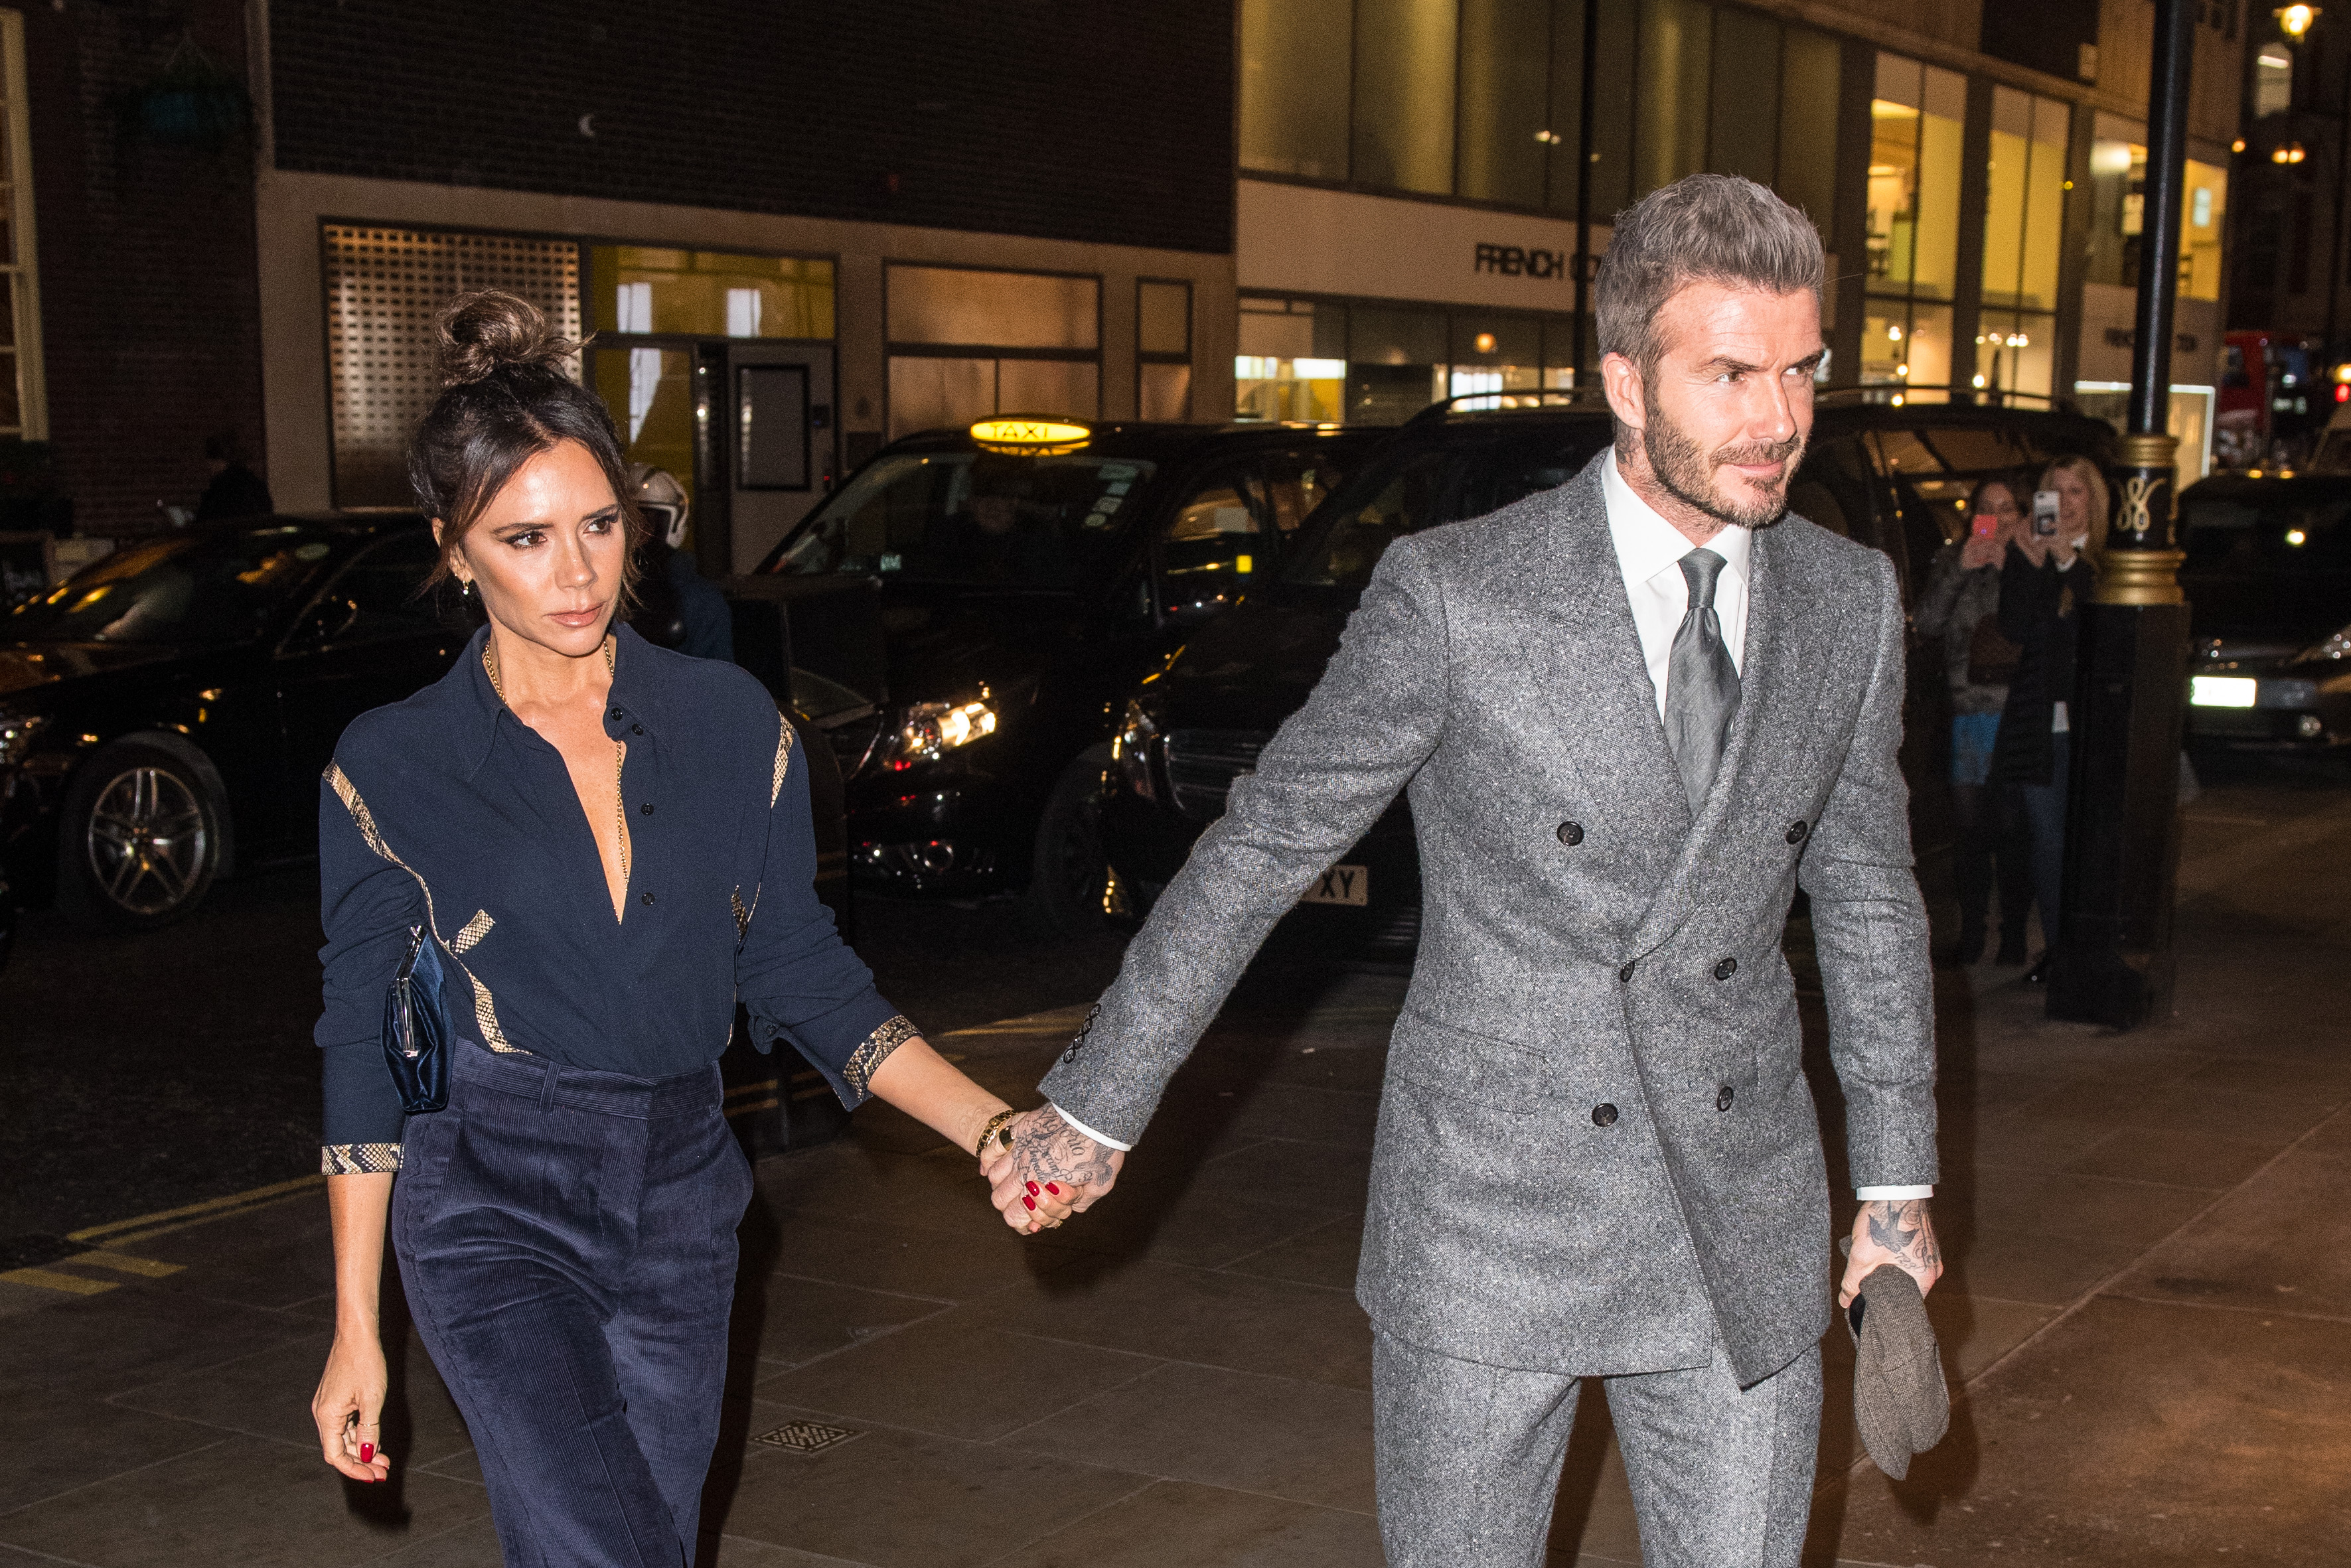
[1665,547,1740,812]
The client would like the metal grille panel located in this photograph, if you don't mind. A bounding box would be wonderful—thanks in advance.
[1163,730,1270,822]
[324,226,582,507]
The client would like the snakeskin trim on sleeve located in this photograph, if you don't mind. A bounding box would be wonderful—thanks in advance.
[840,1015,922,1102]
[731,887,752,943]
[325,762,526,1055]
[322,1142,403,1175]
[451,909,494,954]
[771,719,795,808]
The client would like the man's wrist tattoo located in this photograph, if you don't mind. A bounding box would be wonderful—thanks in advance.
[1864,1198,1941,1273]
[1016,1105,1114,1189]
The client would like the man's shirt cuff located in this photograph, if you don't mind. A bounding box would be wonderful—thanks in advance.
[1855,1184,1934,1200]
[1050,1102,1133,1152]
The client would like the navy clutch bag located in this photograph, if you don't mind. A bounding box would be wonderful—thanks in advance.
[382,925,452,1115]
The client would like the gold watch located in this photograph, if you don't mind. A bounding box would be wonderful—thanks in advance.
[974,1109,1019,1158]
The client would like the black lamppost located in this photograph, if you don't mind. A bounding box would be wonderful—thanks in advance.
[2046,0,2198,1028]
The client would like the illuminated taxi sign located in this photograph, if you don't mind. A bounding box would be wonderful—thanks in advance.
[970,416,1091,453]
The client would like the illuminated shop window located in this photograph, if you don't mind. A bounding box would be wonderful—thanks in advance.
[1974,88,2070,404]
[589,248,834,340]
[1236,296,1576,423]
[2084,114,2228,304]
[885,266,1100,439]
[0,11,44,439]
[1861,54,1964,401]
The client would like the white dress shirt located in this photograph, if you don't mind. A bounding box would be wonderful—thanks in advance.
[1055,460,1931,1201]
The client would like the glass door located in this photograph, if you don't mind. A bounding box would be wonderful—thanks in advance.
[725,340,836,575]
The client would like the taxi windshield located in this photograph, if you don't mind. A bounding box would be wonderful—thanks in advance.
[6,527,340,646]
[772,450,1156,588]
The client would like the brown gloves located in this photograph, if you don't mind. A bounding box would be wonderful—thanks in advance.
[1847,1261,1950,1480]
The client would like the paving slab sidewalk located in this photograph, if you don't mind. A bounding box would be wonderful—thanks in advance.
[3,780,2346,1567]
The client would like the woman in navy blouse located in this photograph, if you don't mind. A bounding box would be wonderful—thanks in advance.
[308,293,1077,1559]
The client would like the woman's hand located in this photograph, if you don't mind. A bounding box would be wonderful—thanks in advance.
[313,1330,391,1482]
[984,1104,1120,1234]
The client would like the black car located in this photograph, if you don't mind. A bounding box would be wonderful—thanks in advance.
[1097,394,2122,953]
[753,415,1379,930]
[1,517,469,932]
[2178,472,2351,749]
[0,516,858,941]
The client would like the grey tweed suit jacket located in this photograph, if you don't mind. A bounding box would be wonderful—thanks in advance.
[1040,451,1937,1389]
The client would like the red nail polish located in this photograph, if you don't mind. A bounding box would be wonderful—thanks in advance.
[1047,1183,1061,1194]
[1023,1195,1036,1210]
[359,1443,374,1463]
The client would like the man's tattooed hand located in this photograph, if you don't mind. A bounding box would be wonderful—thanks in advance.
[1840,1198,1943,1307]
[984,1104,1123,1234]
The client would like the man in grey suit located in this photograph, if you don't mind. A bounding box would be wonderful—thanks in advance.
[987,175,1943,1566]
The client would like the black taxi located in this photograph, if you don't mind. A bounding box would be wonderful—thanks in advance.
[1096,394,2119,954]
[755,415,1378,931]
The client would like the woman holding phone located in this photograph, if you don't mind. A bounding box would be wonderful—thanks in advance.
[307,291,1075,1562]
[1993,453,2109,983]
[1917,472,2032,965]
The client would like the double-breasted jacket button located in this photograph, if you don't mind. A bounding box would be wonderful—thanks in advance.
[1785,820,1809,845]
[631,723,646,736]
[1592,1102,1620,1127]
[1713,957,1738,980]
[1556,821,1584,846]
[640,891,656,906]
[1618,962,1636,983]
[640,802,655,816]
[1716,1085,1736,1111]
[608,707,625,722]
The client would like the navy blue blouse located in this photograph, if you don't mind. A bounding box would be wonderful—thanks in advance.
[316,624,911,1171]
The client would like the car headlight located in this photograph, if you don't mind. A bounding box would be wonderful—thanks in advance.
[1111,698,1158,802]
[2299,622,2351,663]
[877,699,997,770]
[0,709,45,767]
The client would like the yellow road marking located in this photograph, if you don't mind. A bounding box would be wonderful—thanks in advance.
[67,1252,185,1279]
[67,1174,323,1244]
[0,1267,119,1296]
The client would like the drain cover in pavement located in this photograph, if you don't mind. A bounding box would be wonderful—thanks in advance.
[754,1420,860,1454]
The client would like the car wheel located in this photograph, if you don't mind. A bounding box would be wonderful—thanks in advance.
[1022,744,1113,939]
[59,744,223,931]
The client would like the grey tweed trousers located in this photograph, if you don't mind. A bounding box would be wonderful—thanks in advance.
[1372,1330,1823,1567]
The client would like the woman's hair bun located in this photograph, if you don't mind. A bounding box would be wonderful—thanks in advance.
[435,290,579,388]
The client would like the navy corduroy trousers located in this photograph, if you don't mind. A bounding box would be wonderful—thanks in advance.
[393,1040,751,1567]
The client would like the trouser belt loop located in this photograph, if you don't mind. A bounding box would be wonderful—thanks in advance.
[538,1058,560,1115]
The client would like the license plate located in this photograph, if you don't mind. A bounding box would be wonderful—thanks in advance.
[1302,865,1369,906]
[2190,675,2257,709]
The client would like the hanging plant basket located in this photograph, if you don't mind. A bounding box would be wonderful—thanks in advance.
[121,33,251,151]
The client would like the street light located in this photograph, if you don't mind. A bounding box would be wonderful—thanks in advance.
[2278,5,2322,39]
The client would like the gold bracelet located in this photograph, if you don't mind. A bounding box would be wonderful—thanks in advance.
[974,1109,1018,1158]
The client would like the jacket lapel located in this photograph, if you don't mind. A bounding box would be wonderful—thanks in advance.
[1538,458,1694,877]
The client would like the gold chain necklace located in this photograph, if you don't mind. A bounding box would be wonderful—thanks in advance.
[485,634,631,896]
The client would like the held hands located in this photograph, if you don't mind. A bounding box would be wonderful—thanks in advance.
[1839,1198,1943,1309]
[981,1104,1123,1236]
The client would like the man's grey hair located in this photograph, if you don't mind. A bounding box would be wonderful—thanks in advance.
[1594,175,1825,379]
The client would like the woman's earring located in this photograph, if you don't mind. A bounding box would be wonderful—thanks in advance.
[461,579,474,599]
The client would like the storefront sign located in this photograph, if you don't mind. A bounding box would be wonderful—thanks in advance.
[1239,179,1595,311]
[1472,244,1570,281]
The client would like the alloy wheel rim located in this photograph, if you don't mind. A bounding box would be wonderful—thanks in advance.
[84,766,209,916]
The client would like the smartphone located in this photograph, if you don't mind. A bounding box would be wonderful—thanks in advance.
[2032,490,2060,537]
[1970,512,2000,540]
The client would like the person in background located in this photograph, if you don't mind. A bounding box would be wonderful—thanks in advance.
[194,433,273,521]
[627,464,734,661]
[1916,473,2033,966]
[1993,453,2109,984]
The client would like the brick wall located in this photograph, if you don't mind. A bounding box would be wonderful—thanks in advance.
[267,1,1237,257]
[27,0,270,537]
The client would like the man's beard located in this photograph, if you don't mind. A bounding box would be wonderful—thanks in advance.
[1641,395,1803,532]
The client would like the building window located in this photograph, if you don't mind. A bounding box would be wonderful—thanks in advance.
[1138,280,1193,421]
[1352,0,1458,196]
[2084,115,2228,304]
[1862,54,1966,401]
[1975,88,2070,403]
[589,248,834,340]
[885,266,1100,439]
[0,10,44,440]
[323,226,582,508]
[1237,0,1830,228]
[2253,42,2293,117]
[1236,295,1577,424]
